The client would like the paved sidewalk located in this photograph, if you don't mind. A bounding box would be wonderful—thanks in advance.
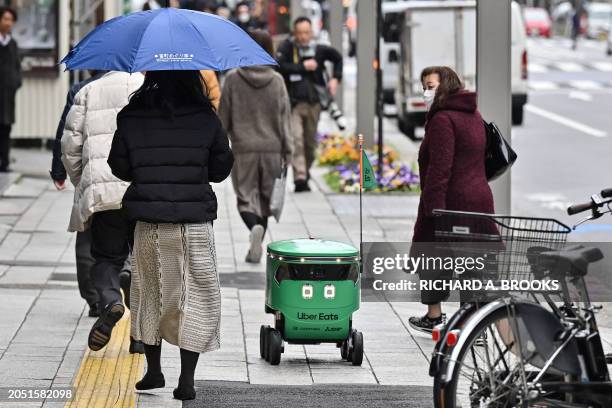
[0,146,436,408]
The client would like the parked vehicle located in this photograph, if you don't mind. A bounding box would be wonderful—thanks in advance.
[430,187,612,408]
[393,1,527,138]
[586,2,612,40]
[524,6,552,38]
[394,1,476,139]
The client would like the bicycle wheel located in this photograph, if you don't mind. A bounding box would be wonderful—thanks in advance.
[436,307,539,408]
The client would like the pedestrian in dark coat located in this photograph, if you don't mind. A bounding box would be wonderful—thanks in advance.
[108,70,233,401]
[276,16,342,192]
[0,6,22,172]
[219,29,292,264]
[408,66,494,334]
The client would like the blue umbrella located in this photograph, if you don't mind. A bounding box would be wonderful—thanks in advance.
[61,8,277,72]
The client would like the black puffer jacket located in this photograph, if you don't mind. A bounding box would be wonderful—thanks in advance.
[108,105,233,224]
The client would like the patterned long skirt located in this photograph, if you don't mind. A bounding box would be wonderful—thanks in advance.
[131,221,221,353]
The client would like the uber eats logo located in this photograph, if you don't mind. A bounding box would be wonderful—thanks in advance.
[297,312,339,321]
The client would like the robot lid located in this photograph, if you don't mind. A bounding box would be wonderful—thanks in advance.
[267,238,359,258]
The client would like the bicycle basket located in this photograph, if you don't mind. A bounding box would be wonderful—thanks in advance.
[432,209,572,282]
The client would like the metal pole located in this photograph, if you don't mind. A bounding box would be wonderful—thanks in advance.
[477,0,512,214]
[356,0,376,146]
[358,134,364,266]
[329,0,344,109]
[375,0,383,183]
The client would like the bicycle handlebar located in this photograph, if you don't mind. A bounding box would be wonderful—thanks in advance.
[567,201,594,216]
[601,188,612,198]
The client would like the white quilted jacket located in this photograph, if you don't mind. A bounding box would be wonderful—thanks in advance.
[61,71,144,232]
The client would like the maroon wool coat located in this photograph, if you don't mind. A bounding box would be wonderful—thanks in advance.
[412,91,495,242]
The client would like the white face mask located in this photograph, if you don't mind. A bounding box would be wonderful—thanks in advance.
[238,12,250,23]
[423,89,436,110]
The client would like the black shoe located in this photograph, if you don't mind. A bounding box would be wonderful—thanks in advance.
[119,270,131,309]
[294,180,311,192]
[88,302,125,351]
[173,384,196,400]
[88,303,100,317]
[408,313,446,334]
[130,338,145,354]
[136,372,165,390]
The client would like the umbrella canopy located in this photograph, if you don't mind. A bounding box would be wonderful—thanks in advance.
[61,8,277,72]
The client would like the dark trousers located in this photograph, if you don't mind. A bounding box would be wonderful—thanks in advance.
[90,209,133,310]
[240,211,268,233]
[0,124,11,171]
[75,229,98,306]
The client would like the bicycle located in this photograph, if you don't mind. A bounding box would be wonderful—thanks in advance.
[429,188,612,408]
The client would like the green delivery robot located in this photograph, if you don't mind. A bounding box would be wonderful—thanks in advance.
[260,238,364,366]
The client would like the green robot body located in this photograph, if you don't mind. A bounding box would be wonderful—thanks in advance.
[261,239,364,366]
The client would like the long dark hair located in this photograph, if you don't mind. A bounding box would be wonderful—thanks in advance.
[420,66,464,112]
[248,29,274,57]
[128,70,213,118]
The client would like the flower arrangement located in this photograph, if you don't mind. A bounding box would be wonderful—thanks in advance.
[317,133,360,165]
[317,133,420,193]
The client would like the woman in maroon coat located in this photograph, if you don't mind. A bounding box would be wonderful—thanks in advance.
[408,66,494,333]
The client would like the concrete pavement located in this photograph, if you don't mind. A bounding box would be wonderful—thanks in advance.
[0,144,435,408]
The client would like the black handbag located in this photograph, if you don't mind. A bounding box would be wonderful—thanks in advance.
[484,120,517,181]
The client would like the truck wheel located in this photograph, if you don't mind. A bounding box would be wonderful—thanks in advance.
[512,104,524,126]
[260,325,270,359]
[351,331,364,366]
[268,329,282,365]
[398,116,416,139]
[607,47,612,56]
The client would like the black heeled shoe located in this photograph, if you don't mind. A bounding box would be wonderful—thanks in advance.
[173,383,196,400]
[135,372,165,390]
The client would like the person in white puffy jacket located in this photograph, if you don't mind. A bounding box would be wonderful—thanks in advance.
[61,71,144,352]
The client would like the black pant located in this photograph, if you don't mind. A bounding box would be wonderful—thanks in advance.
[90,210,133,309]
[0,124,11,171]
[75,229,98,306]
[240,211,268,233]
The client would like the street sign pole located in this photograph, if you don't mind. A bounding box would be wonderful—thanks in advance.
[375,0,384,184]
[477,0,512,214]
[356,0,376,146]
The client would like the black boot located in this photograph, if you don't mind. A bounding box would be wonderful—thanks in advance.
[136,344,165,390]
[173,348,199,400]
[294,179,311,192]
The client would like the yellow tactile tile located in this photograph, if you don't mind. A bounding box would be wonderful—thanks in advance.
[65,312,144,408]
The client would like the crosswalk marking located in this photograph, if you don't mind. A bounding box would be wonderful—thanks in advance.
[528,60,612,73]
[528,63,548,73]
[590,62,612,72]
[567,80,602,90]
[529,81,560,91]
[555,62,584,72]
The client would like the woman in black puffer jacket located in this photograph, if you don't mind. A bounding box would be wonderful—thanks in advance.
[108,70,233,401]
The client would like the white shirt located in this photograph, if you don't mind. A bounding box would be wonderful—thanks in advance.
[0,32,11,47]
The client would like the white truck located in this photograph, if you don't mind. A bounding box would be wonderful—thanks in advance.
[391,0,528,138]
